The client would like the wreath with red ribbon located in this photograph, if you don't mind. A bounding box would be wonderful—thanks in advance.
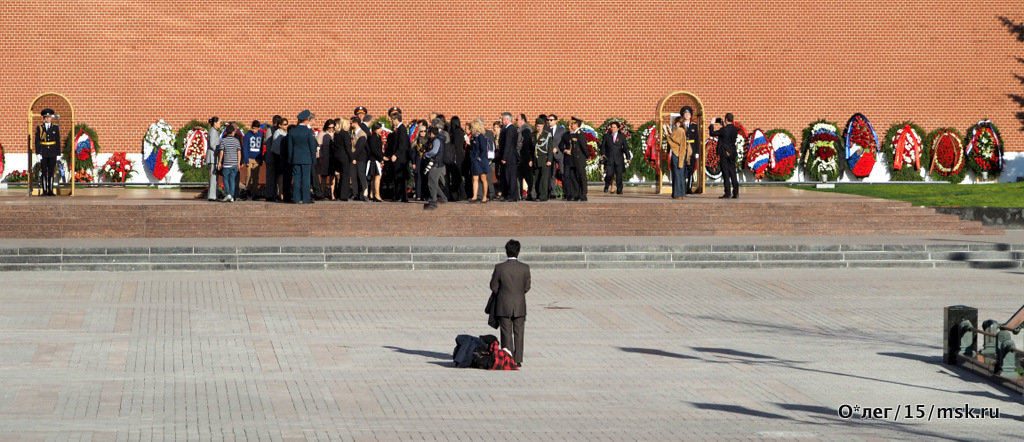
[881,121,927,182]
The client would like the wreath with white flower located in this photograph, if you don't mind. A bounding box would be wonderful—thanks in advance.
[143,120,176,180]
[174,120,212,183]
[964,120,1004,178]
[800,120,845,182]
[881,121,927,182]
[764,129,800,181]
[630,120,659,181]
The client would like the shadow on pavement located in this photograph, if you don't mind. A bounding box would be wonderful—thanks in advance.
[690,402,789,419]
[383,346,451,360]
[618,347,699,360]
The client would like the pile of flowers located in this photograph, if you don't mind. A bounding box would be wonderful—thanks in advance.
[927,128,966,183]
[733,122,749,170]
[801,120,844,182]
[704,137,721,180]
[3,170,28,183]
[73,170,94,183]
[765,129,799,181]
[964,120,1003,178]
[181,126,209,168]
[100,152,136,182]
[62,124,100,171]
[0,141,5,177]
[642,123,659,168]
[844,113,879,178]
[144,120,175,180]
[580,124,599,160]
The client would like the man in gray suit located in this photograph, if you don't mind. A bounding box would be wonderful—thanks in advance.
[288,110,318,204]
[206,117,222,201]
[489,239,531,366]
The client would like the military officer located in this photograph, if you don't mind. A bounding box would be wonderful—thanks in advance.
[35,108,61,196]
[680,106,701,192]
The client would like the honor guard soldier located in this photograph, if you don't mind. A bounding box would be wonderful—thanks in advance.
[354,106,369,133]
[680,106,700,192]
[35,108,61,196]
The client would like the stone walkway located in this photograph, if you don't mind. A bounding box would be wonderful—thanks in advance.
[0,267,1021,440]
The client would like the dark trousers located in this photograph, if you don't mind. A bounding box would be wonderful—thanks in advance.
[604,161,624,194]
[392,162,409,202]
[337,162,353,200]
[354,162,368,199]
[281,158,293,202]
[446,163,464,201]
[263,152,279,200]
[503,160,520,201]
[39,156,56,194]
[292,164,311,203]
[671,154,688,198]
[722,160,739,197]
[562,160,578,200]
[497,316,525,365]
[573,155,589,199]
[535,163,551,200]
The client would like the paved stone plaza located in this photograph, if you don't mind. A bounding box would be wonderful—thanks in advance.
[0,267,1021,441]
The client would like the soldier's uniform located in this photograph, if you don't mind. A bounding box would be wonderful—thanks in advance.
[35,108,61,196]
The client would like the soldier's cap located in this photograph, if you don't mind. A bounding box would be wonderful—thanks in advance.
[570,117,582,125]
[41,108,55,118]
[535,116,547,125]
[297,109,313,121]
[680,106,694,115]
[354,106,367,116]
[388,107,402,116]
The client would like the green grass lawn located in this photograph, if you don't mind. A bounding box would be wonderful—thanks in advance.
[798,182,1024,207]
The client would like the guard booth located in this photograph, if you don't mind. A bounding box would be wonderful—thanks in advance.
[656,91,706,194]
[28,93,75,196]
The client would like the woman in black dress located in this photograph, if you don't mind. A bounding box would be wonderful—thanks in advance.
[332,118,353,200]
[317,120,336,200]
[367,122,385,202]
[351,118,370,201]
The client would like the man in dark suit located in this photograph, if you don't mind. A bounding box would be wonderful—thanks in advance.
[35,108,61,196]
[498,112,520,201]
[516,114,535,200]
[560,117,589,201]
[547,114,566,199]
[709,113,739,199]
[288,110,318,204]
[601,121,630,194]
[389,109,411,202]
[489,239,530,366]
[532,115,553,201]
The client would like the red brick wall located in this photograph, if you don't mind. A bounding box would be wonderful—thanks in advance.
[1,1,1022,154]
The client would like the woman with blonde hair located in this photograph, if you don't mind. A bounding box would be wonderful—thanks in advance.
[468,119,490,203]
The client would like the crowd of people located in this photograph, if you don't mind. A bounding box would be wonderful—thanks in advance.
[205,107,620,209]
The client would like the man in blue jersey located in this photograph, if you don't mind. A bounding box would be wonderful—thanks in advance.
[241,120,265,200]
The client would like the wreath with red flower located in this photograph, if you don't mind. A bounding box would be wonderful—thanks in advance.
[174,120,211,183]
[62,123,100,171]
[964,120,1004,178]
[925,128,966,184]
[843,113,879,178]
[800,120,845,182]
[0,141,5,177]
[765,129,800,181]
[881,121,928,182]
[100,152,137,183]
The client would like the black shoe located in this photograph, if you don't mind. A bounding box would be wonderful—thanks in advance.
[616,191,622,195]
[579,197,587,202]
[732,195,738,199]
[603,187,609,193]
[719,195,730,199]
[423,203,437,210]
